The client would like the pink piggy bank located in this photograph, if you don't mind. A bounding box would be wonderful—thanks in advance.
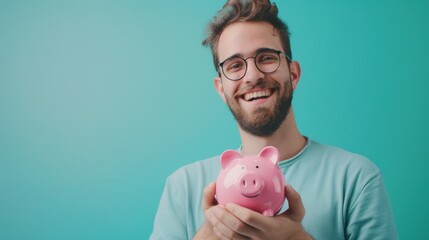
[216,146,286,216]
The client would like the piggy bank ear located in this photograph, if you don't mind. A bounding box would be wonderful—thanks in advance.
[220,150,241,169]
[258,146,279,165]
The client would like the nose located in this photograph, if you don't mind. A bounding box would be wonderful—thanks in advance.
[243,58,265,84]
[238,173,265,198]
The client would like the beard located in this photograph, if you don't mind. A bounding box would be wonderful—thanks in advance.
[225,76,293,137]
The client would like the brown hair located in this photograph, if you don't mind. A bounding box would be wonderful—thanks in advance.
[202,0,292,71]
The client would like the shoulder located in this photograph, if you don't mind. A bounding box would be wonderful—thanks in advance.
[309,140,380,175]
[302,140,382,192]
[309,141,387,207]
[166,155,221,190]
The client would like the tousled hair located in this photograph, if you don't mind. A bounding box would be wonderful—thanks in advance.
[202,0,292,71]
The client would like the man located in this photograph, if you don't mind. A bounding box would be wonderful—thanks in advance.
[151,0,397,239]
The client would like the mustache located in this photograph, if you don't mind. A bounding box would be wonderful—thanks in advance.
[234,80,281,98]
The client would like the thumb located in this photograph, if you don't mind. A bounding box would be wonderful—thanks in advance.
[202,182,217,211]
[280,185,305,222]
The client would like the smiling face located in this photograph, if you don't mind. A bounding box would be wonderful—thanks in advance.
[214,21,300,136]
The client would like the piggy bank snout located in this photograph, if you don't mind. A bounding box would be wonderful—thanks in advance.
[238,173,265,198]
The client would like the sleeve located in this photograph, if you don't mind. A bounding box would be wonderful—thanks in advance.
[150,174,188,240]
[346,172,398,240]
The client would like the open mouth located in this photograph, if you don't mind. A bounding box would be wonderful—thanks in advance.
[242,89,273,102]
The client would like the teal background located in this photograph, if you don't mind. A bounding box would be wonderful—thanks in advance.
[1,0,428,239]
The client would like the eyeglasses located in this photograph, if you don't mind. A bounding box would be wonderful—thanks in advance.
[218,49,290,81]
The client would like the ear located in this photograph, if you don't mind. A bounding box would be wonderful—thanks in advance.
[258,146,279,165]
[289,61,301,90]
[214,76,226,103]
[220,150,241,169]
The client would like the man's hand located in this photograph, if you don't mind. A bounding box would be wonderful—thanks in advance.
[203,184,313,240]
[193,182,220,240]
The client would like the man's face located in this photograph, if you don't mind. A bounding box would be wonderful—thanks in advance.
[214,21,300,137]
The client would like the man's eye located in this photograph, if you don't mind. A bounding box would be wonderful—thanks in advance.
[227,62,244,71]
[259,55,277,62]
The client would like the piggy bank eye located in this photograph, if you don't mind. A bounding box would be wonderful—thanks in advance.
[256,165,259,168]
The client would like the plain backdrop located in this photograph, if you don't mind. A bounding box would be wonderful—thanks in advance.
[1,0,428,239]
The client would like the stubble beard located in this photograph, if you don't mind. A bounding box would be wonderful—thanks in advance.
[225,77,293,137]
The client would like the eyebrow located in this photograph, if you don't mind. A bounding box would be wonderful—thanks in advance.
[222,47,279,62]
[256,47,279,54]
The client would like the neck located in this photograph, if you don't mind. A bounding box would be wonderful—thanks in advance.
[239,108,306,161]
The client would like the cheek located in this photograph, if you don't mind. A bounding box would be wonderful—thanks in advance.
[274,77,292,97]
[225,85,235,96]
[278,71,293,91]
[271,73,288,92]
[223,82,240,97]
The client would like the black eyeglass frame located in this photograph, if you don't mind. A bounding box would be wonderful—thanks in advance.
[218,49,291,81]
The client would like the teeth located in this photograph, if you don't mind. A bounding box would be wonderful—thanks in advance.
[244,90,271,101]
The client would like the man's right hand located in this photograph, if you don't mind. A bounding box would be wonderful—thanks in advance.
[193,182,220,240]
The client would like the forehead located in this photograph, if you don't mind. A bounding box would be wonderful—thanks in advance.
[217,21,283,61]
